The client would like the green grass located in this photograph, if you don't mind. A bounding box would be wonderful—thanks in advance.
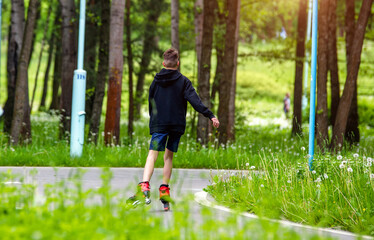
[206,141,374,236]
[0,169,334,240]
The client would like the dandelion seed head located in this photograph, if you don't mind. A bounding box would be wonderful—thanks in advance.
[324,173,328,179]
[337,155,343,160]
[245,163,249,167]
[260,184,264,188]
[250,166,255,170]
[339,164,345,169]
[347,167,353,172]
[287,180,291,184]
[370,174,374,179]
[312,170,316,174]
[353,153,359,158]
[301,147,305,151]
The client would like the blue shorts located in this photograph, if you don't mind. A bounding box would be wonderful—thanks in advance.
[149,132,182,153]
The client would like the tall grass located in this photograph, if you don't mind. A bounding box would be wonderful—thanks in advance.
[0,169,333,240]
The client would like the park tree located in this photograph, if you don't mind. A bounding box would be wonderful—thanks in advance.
[171,0,180,54]
[217,0,240,144]
[126,0,135,141]
[344,0,360,143]
[328,0,340,130]
[59,0,77,138]
[316,0,329,149]
[10,0,40,145]
[31,3,52,111]
[104,0,125,146]
[3,0,25,134]
[49,12,61,112]
[197,0,215,145]
[292,0,307,136]
[332,0,373,150]
[39,8,56,111]
[89,0,110,144]
[135,0,165,120]
[194,0,203,70]
[84,0,100,125]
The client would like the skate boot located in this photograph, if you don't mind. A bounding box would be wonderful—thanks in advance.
[127,181,151,207]
[159,184,172,211]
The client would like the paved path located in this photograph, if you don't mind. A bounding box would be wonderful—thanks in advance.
[0,167,371,240]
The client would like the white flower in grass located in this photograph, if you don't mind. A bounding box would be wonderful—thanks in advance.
[342,160,347,165]
[339,164,345,169]
[316,184,321,188]
[353,153,359,158]
[347,167,353,172]
[260,184,264,188]
[301,147,305,151]
[337,155,343,160]
[314,177,321,183]
[324,174,328,179]
[287,180,291,184]
[250,166,255,170]
[367,157,372,163]
[246,163,249,167]
[370,174,374,179]
[312,170,316,174]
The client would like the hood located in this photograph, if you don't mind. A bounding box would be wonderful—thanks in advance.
[154,68,182,87]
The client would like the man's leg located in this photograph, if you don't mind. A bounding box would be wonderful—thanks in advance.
[142,150,159,182]
[162,148,173,185]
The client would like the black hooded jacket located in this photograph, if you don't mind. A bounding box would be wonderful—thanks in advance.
[149,68,215,134]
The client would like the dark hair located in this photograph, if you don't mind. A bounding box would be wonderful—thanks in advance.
[163,48,179,68]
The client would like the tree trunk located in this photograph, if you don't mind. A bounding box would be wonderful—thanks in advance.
[39,26,55,110]
[194,0,203,71]
[3,0,25,134]
[197,0,215,145]
[59,0,77,139]
[104,0,125,146]
[217,0,239,144]
[171,0,180,51]
[345,0,360,144]
[228,0,240,142]
[84,0,99,125]
[10,0,39,145]
[316,0,329,150]
[292,0,307,136]
[49,29,61,111]
[328,0,340,129]
[332,0,372,150]
[31,5,52,112]
[89,0,110,144]
[126,0,134,141]
[135,0,164,120]
[211,3,225,110]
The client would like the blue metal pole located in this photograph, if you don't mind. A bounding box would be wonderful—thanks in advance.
[70,0,87,157]
[308,0,318,170]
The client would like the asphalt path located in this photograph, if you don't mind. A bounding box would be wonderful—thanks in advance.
[0,167,371,240]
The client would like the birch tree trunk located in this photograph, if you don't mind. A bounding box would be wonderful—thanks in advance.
[59,0,77,139]
[89,0,110,144]
[316,0,329,150]
[197,0,215,145]
[104,0,125,146]
[10,0,39,145]
[332,0,373,150]
[292,0,307,136]
[3,0,25,134]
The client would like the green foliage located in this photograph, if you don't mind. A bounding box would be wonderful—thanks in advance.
[0,169,334,240]
[206,146,374,236]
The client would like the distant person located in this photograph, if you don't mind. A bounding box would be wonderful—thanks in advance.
[127,48,220,211]
[283,93,291,118]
